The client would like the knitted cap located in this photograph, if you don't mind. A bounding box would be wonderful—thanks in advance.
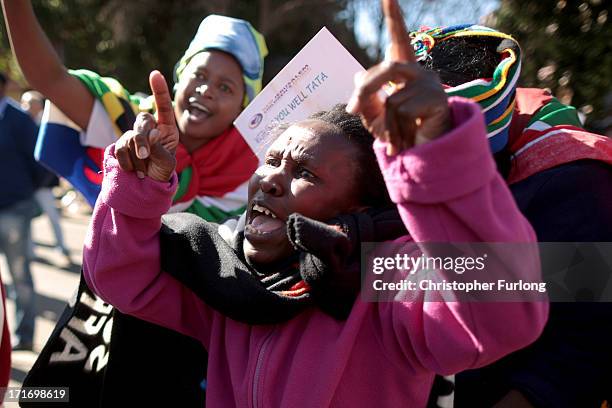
[411,24,521,153]
[174,15,268,107]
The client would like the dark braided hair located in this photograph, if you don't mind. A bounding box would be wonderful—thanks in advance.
[309,104,393,208]
[421,37,513,179]
[422,37,500,86]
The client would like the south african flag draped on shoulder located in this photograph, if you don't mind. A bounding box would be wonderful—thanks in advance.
[35,69,258,222]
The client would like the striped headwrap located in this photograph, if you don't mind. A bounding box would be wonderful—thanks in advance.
[174,15,268,108]
[411,24,521,153]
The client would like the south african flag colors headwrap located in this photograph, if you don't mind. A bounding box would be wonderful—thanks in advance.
[411,24,521,153]
[174,15,268,108]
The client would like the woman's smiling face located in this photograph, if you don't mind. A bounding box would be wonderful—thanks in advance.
[244,120,363,266]
[174,50,245,152]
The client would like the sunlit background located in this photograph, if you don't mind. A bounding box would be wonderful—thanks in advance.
[1,0,610,131]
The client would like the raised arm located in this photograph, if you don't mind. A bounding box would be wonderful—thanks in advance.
[82,72,215,344]
[348,0,547,375]
[1,0,94,128]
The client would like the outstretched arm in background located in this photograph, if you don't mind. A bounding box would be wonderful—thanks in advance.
[1,0,94,128]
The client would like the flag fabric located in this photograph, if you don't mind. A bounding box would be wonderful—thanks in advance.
[507,88,612,184]
[35,69,257,222]
[34,101,104,206]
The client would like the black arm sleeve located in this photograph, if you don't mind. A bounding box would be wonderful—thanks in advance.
[456,160,612,408]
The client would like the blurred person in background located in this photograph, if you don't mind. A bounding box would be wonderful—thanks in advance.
[0,72,45,351]
[20,90,44,124]
[21,90,71,265]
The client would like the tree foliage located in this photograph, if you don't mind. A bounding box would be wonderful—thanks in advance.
[492,0,612,125]
[4,0,608,126]
[0,0,372,94]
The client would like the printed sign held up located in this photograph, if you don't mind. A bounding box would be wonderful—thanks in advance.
[234,27,365,161]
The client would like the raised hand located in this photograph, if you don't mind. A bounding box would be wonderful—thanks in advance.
[383,0,413,62]
[115,71,179,182]
[346,0,451,155]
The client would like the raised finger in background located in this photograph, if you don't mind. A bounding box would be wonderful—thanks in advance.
[149,70,174,126]
[347,0,415,118]
[348,61,421,120]
[382,0,415,63]
[385,78,451,149]
[148,70,179,153]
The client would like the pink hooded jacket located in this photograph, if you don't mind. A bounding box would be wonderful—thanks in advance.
[83,98,548,407]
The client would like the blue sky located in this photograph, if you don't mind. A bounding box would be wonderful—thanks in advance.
[353,0,500,55]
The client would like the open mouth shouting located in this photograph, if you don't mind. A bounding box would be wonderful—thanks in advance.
[243,200,294,265]
[187,97,212,123]
[245,202,286,238]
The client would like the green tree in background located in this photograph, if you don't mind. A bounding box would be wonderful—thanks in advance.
[0,0,372,94]
[492,0,612,127]
[2,0,609,127]
[0,0,114,88]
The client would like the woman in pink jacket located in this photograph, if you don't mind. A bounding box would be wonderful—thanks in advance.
[82,3,548,406]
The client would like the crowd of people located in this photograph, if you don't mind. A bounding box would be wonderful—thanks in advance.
[0,0,611,406]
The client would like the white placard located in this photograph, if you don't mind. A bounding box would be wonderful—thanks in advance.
[234,27,365,161]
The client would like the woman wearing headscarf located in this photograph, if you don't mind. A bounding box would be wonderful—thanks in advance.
[412,25,612,408]
[2,2,268,405]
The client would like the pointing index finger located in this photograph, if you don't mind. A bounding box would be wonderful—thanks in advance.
[149,70,175,126]
[382,0,416,63]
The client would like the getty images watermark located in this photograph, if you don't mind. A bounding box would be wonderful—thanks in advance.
[360,242,612,302]
[371,252,546,293]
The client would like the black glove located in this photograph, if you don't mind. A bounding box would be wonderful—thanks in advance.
[286,208,407,320]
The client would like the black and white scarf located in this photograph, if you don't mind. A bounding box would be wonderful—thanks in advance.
[21,208,406,407]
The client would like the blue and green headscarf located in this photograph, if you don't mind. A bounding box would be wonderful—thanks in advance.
[411,24,521,153]
[174,14,268,108]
